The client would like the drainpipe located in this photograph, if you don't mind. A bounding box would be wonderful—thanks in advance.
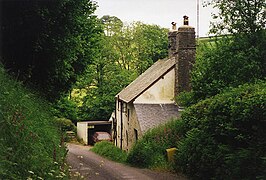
[120,101,123,150]
[114,96,117,146]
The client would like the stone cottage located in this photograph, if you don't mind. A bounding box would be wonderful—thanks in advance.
[113,17,196,151]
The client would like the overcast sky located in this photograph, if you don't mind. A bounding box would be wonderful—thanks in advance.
[94,0,218,37]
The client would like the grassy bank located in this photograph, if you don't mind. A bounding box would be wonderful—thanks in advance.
[0,65,68,179]
[91,141,127,163]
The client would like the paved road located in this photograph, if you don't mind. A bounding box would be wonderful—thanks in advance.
[67,143,186,180]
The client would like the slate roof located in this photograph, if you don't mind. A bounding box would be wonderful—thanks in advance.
[117,57,176,103]
[134,103,180,133]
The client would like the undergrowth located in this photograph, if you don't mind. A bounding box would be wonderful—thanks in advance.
[127,119,183,170]
[0,65,68,179]
[91,141,127,163]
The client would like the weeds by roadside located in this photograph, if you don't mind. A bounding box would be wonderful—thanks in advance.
[91,141,127,163]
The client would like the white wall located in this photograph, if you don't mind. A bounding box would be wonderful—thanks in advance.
[115,101,142,151]
[134,68,175,104]
[77,122,88,145]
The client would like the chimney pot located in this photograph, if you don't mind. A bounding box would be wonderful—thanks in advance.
[171,22,177,30]
[183,15,189,25]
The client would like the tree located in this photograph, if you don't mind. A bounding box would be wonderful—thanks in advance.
[208,0,266,35]
[177,0,266,105]
[71,17,168,120]
[133,22,168,74]
[0,0,102,100]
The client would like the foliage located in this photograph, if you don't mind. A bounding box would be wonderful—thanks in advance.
[188,35,266,103]
[175,81,266,179]
[207,0,266,35]
[178,0,265,106]
[55,117,76,142]
[76,17,168,120]
[127,120,184,169]
[55,117,76,132]
[127,81,266,179]
[0,0,101,100]
[78,64,136,120]
[0,65,68,179]
[52,95,79,123]
[91,141,127,163]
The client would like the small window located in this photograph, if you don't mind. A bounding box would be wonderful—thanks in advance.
[127,109,130,121]
[126,131,128,146]
[134,129,138,141]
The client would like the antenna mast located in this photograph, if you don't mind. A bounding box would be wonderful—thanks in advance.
[197,0,200,38]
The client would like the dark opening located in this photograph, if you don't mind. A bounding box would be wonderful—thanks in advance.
[126,130,128,146]
[127,109,130,122]
[134,129,138,141]
[88,124,111,145]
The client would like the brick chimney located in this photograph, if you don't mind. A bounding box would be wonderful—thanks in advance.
[168,16,196,96]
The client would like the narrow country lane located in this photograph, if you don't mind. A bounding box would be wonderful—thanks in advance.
[67,143,186,180]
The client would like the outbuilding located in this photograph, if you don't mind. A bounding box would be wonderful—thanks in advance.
[77,121,112,145]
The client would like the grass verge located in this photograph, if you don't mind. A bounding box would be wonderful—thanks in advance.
[91,141,127,163]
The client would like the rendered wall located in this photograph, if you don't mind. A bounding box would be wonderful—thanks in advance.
[134,68,175,104]
[115,101,142,151]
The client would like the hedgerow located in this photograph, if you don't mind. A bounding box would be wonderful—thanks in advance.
[176,81,266,179]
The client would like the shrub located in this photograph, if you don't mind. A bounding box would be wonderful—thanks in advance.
[175,81,266,179]
[55,117,76,132]
[127,120,184,169]
[189,35,266,104]
[0,65,68,179]
[91,141,127,163]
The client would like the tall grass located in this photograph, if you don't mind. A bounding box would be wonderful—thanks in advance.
[0,65,68,179]
[91,141,127,163]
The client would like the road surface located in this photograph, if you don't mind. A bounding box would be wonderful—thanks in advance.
[67,143,186,180]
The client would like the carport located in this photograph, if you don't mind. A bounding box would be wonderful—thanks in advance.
[77,121,112,145]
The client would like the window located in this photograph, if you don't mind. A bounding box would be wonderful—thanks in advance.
[134,129,138,141]
[127,109,130,121]
[126,131,128,146]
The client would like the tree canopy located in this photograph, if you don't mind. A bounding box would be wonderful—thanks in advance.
[177,0,266,105]
[63,17,169,120]
[0,0,101,100]
[208,0,266,35]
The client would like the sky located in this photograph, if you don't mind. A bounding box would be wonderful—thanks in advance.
[94,0,218,37]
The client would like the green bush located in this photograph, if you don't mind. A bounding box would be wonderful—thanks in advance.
[189,34,266,104]
[91,141,127,163]
[55,117,77,142]
[0,65,68,179]
[55,117,76,132]
[127,120,184,169]
[175,81,266,179]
